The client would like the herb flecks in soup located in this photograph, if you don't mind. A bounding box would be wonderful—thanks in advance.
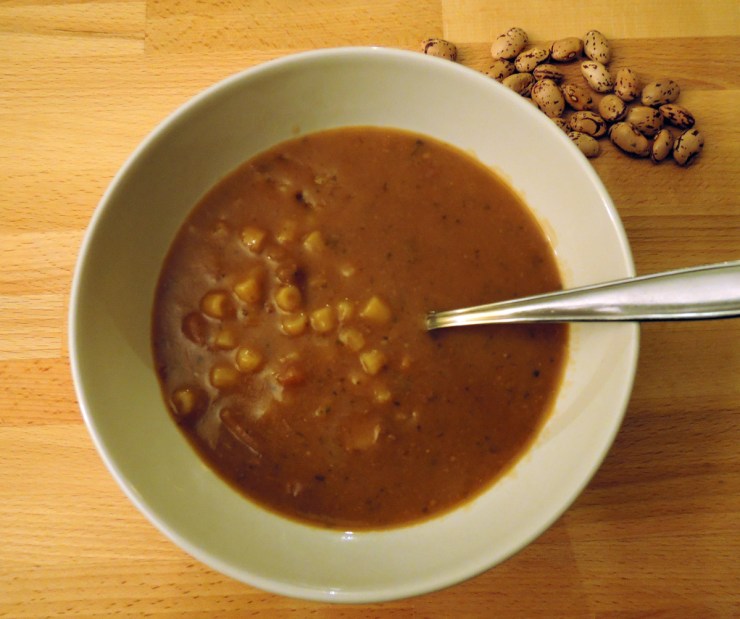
[153,127,567,529]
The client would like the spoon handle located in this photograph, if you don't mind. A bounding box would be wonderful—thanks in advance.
[426,260,740,330]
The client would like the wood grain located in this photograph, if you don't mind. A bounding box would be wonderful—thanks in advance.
[1,1,738,616]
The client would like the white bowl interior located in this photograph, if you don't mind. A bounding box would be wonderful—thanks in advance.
[70,47,638,603]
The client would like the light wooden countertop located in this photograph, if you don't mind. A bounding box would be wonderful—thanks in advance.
[1,1,738,616]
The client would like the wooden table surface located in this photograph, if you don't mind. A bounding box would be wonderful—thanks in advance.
[2,1,738,616]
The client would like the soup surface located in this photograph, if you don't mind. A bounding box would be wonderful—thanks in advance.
[153,127,567,529]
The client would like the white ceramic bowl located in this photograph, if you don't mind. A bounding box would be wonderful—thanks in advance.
[70,47,638,603]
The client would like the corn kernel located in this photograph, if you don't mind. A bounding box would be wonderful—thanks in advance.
[310,306,336,334]
[241,226,267,252]
[275,284,302,312]
[360,349,387,376]
[200,290,232,319]
[214,327,237,349]
[303,230,325,253]
[171,387,198,416]
[210,364,240,389]
[281,312,308,336]
[360,295,391,324]
[336,299,354,322]
[236,347,264,373]
[338,326,365,352]
[373,384,392,404]
[339,263,356,278]
[234,274,263,304]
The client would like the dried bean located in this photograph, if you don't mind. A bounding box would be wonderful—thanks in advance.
[641,79,680,107]
[626,106,664,137]
[533,64,565,82]
[614,68,641,102]
[580,61,613,93]
[569,111,608,137]
[598,94,627,122]
[531,79,565,117]
[421,38,457,61]
[583,30,611,64]
[491,27,528,60]
[551,37,583,62]
[659,104,695,129]
[609,122,651,157]
[502,72,535,96]
[515,46,550,72]
[568,131,600,158]
[485,59,516,82]
[673,128,704,166]
[561,82,594,111]
[651,129,674,163]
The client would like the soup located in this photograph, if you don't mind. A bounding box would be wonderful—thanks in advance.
[152,127,568,529]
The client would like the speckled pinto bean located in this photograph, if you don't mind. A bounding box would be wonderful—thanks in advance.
[614,68,641,102]
[580,61,613,93]
[569,111,608,138]
[502,72,535,96]
[485,59,515,82]
[641,79,680,107]
[583,30,611,64]
[626,106,664,137]
[533,64,565,82]
[561,82,594,111]
[514,46,550,72]
[567,131,600,158]
[550,37,583,62]
[421,38,457,61]
[531,79,565,117]
[598,94,627,122]
[491,27,529,60]
[673,128,704,166]
[609,122,651,157]
[659,104,696,129]
[651,129,675,163]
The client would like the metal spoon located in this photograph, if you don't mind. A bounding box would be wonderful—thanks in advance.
[425,260,740,331]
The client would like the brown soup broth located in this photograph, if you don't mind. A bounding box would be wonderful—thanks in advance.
[152,127,568,529]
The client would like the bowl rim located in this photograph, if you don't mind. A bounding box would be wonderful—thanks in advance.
[69,45,639,603]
